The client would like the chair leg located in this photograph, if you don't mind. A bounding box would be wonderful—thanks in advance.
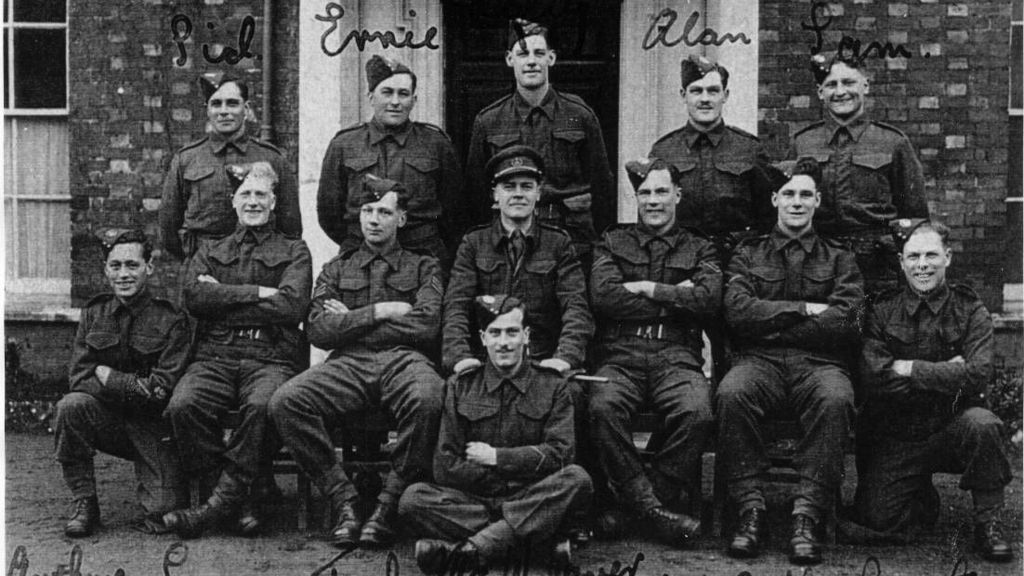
[712,450,728,538]
[297,473,310,533]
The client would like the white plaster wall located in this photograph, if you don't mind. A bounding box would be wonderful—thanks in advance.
[617,0,759,222]
[299,0,443,274]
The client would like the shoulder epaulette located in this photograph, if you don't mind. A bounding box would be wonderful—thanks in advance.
[331,122,367,140]
[867,286,901,306]
[652,126,686,146]
[331,247,360,264]
[725,124,759,140]
[250,138,283,155]
[682,226,710,240]
[537,222,572,239]
[467,222,492,234]
[150,295,182,313]
[176,136,209,154]
[85,292,114,307]
[556,90,598,116]
[476,94,514,117]
[601,222,634,237]
[821,235,850,249]
[417,122,452,141]
[950,283,980,300]
[870,120,909,137]
[737,233,769,247]
[792,120,826,138]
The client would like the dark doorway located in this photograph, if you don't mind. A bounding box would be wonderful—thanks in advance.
[442,0,621,171]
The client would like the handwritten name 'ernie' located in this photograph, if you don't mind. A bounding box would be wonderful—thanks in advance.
[6,543,188,576]
[315,2,439,57]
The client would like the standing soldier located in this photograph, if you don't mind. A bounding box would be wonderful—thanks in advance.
[317,55,463,268]
[790,53,927,293]
[650,55,781,254]
[717,158,864,564]
[465,18,615,265]
[649,55,782,380]
[588,159,719,547]
[444,145,593,378]
[160,74,301,261]
[55,229,190,537]
[850,219,1012,562]
[270,176,445,548]
[162,162,312,537]
[401,295,592,574]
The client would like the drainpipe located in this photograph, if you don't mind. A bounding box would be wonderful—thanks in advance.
[260,0,274,142]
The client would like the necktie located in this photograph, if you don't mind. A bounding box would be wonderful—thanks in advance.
[648,237,669,284]
[784,240,806,300]
[509,230,526,275]
[832,127,853,220]
[369,257,389,304]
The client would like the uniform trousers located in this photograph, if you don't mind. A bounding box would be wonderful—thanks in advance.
[715,351,854,520]
[55,392,185,514]
[589,339,713,511]
[854,407,1011,531]
[270,349,443,503]
[166,357,294,485]
[399,465,593,557]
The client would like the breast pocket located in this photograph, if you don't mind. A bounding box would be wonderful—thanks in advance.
[802,264,835,301]
[851,152,893,202]
[713,157,754,226]
[85,331,119,353]
[551,129,585,178]
[748,266,786,300]
[486,133,520,156]
[457,400,500,436]
[476,256,508,294]
[402,156,440,209]
[665,249,699,285]
[337,276,370,310]
[386,273,419,304]
[183,165,222,221]
[130,333,167,367]
[521,258,557,311]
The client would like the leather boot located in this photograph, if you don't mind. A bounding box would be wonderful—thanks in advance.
[329,494,364,547]
[728,507,767,558]
[162,496,234,539]
[236,500,261,536]
[788,514,823,565]
[975,519,1014,562]
[64,497,100,538]
[360,501,397,547]
[644,506,701,547]
[414,539,459,575]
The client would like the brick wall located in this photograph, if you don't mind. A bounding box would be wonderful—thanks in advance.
[68,0,299,306]
[759,0,1012,311]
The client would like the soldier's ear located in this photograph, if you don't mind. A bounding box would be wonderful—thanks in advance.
[548,49,557,66]
[522,326,530,345]
[505,50,515,68]
[944,247,952,266]
[397,209,408,229]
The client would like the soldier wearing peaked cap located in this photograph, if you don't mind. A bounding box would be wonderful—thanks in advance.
[401,295,592,574]
[846,219,1013,562]
[465,19,614,267]
[317,55,464,270]
[271,174,444,548]
[162,159,312,538]
[587,158,720,547]
[444,144,593,379]
[55,228,191,537]
[789,52,928,294]
[160,73,301,261]
[650,54,783,256]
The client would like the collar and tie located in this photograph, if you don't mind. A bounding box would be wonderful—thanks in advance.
[783,239,807,300]
[508,229,527,275]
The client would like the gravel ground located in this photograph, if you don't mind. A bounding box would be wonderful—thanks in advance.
[5,432,1021,576]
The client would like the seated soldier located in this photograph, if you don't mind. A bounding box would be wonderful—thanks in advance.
[443,145,593,378]
[717,158,864,564]
[401,295,592,574]
[55,229,190,536]
[163,162,312,537]
[269,175,444,548]
[588,158,720,546]
[849,219,1013,562]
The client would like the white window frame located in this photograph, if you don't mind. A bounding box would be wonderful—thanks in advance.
[3,1,71,306]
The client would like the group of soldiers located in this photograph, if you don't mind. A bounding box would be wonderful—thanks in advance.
[55,18,1013,574]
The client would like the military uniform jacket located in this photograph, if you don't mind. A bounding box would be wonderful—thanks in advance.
[725,226,864,359]
[789,115,927,236]
[306,242,442,357]
[185,225,312,364]
[465,88,615,231]
[443,220,594,372]
[650,122,781,237]
[591,223,722,364]
[435,361,574,497]
[860,283,993,441]
[316,119,464,249]
[160,132,302,259]
[69,288,191,410]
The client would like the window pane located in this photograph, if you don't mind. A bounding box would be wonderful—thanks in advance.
[1012,25,1022,110]
[4,29,9,107]
[11,117,68,196]
[13,29,66,108]
[4,117,14,193]
[1015,0,1022,22]
[13,0,65,23]
[15,199,69,278]
[5,199,15,279]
